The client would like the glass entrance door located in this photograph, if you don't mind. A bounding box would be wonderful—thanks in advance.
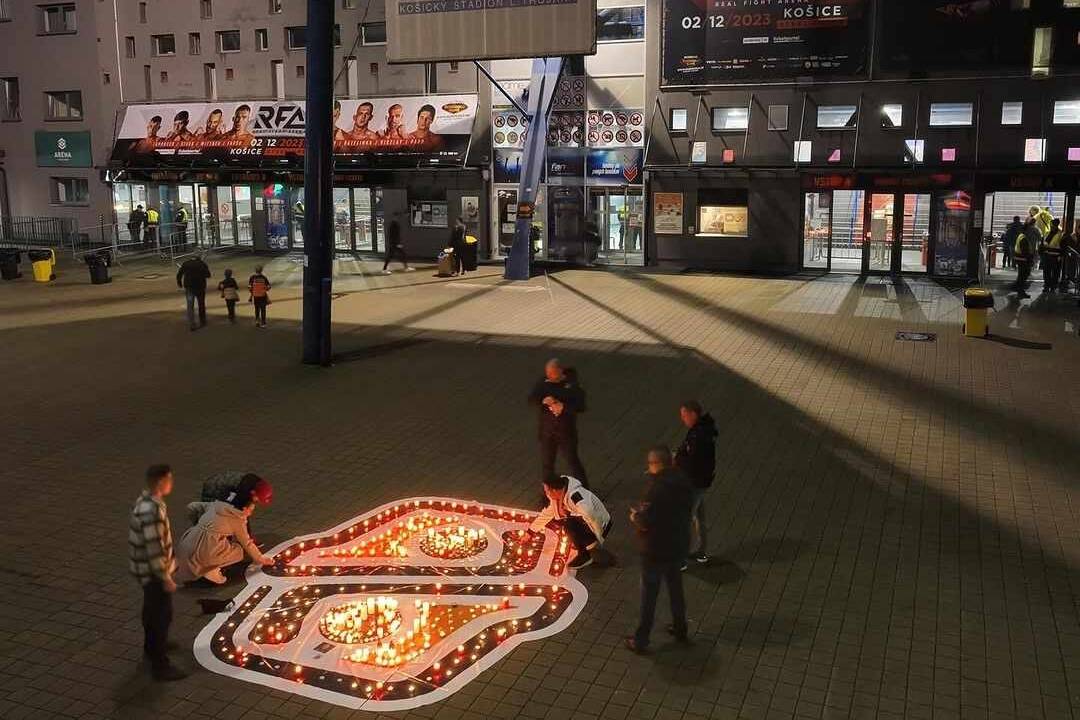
[333,188,351,251]
[866,193,895,272]
[589,188,645,266]
[901,194,930,272]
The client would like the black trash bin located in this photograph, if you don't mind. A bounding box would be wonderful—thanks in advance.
[0,249,21,280]
[85,252,111,284]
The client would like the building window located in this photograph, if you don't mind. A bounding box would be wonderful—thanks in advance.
[1,77,19,121]
[217,30,241,53]
[139,2,147,23]
[670,108,687,132]
[767,105,788,131]
[189,32,201,55]
[816,105,858,129]
[152,34,176,56]
[1001,102,1023,125]
[928,102,973,127]
[334,24,342,46]
[40,3,76,34]
[712,106,748,131]
[225,68,234,81]
[286,26,306,49]
[881,104,903,128]
[143,65,152,99]
[200,0,212,19]
[255,28,269,51]
[361,22,386,45]
[343,0,355,7]
[160,71,169,83]
[448,61,460,73]
[204,63,217,98]
[1052,100,1080,124]
[904,139,925,163]
[103,72,111,85]
[269,0,282,13]
[272,60,284,99]
[1024,138,1046,162]
[296,65,305,78]
[793,141,812,163]
[1032,26,1052,77]
[45,90,82,120]
[345,56,358,96]
[0,0,11,21]
[125,36,136,57]
[50,177,89,205]
[596,5,645,42]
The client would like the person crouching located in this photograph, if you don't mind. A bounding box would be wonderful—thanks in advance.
[176,483,274,584]
[530,473,613,570]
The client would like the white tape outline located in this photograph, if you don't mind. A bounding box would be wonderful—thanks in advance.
[193,496,588,711]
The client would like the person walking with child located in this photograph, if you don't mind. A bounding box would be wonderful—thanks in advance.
[248,265,271,328]
[218,269,240,324]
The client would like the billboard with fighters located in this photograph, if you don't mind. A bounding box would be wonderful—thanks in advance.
[109,95,478,168]
[661,0,869,86]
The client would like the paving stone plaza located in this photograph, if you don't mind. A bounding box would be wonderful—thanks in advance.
[2,257,1080,720]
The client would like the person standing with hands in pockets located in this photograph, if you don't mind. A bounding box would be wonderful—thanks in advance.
[673,400,718,566]
[248,265,271,328]
[528,358,589,488]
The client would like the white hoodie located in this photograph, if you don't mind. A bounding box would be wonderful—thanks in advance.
[530,476,611,544]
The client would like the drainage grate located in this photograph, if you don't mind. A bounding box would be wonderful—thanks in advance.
[896,331,936,342]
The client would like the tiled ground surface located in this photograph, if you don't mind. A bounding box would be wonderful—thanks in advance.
[2,253,1080,720]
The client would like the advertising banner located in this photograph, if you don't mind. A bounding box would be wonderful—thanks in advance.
[547,148,587,182]
[698,205,749,237]
[110,96,477,168]
[586,149,643,185]
[661,0,869,86]
[653,192,683,235]
[35,131,92,167]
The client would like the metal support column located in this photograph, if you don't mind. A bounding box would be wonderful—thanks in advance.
[505,56,563,281]
[302,0,334,365]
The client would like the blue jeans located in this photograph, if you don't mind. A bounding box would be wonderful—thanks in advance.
[634,560,687,648]
[186,289,206,328]
[691,489,707,556]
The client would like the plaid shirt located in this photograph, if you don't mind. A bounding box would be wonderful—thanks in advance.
[128,491,175,585]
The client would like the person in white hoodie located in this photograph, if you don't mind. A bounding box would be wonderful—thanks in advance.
[530,473,613,569]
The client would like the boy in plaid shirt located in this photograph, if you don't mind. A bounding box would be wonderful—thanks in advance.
[129,464,187,681]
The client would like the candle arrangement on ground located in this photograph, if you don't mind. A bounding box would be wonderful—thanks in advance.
[419,525,488,560]
[196,497,587,712]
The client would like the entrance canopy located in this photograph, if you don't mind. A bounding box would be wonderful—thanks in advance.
[110,95,478,170]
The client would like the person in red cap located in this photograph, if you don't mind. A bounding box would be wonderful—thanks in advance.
[193,471,273,550]
[176,480,275,585]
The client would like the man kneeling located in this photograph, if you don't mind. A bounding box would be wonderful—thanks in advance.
[176,483,274,584]
[531,473,613,570]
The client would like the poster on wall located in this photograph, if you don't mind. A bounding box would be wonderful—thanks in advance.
[553,76,586,110]
[653,193,684,235]
[492,111,529,149]
[110,95,477,168]
[461,196,480,224]
[493,149,524,184]
[698,205,748,237]
[548,111,585,148]
[586,149,643,186]
[661,0,869,86]
[586,109,644,148]
[933,191,971,277]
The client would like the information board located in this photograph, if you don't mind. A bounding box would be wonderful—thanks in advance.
[661,0,869,86]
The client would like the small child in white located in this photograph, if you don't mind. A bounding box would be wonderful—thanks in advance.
[531,473,613,569]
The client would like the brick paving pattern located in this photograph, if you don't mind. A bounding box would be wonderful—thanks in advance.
[1,255,1079,720]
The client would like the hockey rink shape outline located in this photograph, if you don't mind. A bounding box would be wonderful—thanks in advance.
[193,496,589,711]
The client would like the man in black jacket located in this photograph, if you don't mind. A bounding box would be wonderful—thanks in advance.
[176,254,212,331]
[625,446,694,653]
[673,401,718,565]
[527,358,588,487]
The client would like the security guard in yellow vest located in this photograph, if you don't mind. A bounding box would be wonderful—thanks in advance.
[146,207,160,247]
[1030,205,1053,240]
[1013,219,1035,299]
[1041,218,1064,293]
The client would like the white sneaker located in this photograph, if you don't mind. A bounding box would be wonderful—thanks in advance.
[204,569,227,585]
[404,267,416,272]
[381,269,392,275]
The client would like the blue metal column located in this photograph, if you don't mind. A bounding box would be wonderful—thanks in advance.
[302,0,334,365]
[504,57,563,281]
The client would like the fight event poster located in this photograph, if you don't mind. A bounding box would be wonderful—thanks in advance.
[661,0,868,86]
[110,95,477,168]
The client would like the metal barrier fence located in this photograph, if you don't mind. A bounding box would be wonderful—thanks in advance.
[0,216,77,249]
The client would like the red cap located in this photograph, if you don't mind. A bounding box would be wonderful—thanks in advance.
[251,478,273,505]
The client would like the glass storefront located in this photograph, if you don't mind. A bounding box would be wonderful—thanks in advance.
[590,187,644,266]
[112,182,148,245]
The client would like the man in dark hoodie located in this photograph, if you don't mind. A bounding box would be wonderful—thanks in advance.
[528,358,589,487]
[674,400,718,565]
[176,254,212,331]
[625,445,694,653]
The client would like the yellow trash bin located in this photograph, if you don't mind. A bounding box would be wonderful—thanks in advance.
[962,288,993,337]
[29,249,56,283]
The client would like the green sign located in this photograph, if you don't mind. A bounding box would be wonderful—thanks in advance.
[35,131,92,167]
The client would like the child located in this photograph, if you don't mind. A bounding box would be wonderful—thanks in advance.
[128,464,186,681]
[248,265,271,328]
[531,473,613,570]
[218,269,240,323]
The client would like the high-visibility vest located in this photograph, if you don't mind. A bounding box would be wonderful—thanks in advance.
[1035,210,1053,238]
[147,209,159,225]
[1046,230,1063,255]
[176,207,189,223]
[1015,232,1031,260]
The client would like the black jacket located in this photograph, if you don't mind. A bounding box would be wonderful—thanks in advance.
[176,258,211,292]
[631,468,695,563]
[674,413,718,488]
[527,372,586,438]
